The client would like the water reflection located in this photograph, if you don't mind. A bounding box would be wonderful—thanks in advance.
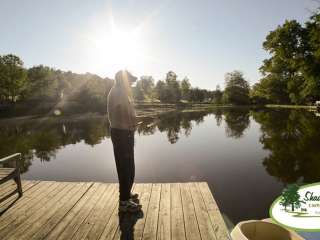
[1,108,320,186]
[252,109,320,184]
[1,109,249,173]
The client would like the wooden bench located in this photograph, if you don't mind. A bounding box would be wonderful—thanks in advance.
[0,153,23,203]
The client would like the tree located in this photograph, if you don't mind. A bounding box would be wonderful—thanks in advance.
[27,65,57,100]
[133,76,155,101]
[223,71,250,105]
[280,184,301,212]
[0,54,27,103]
[256,9,320,104]
[213,85,223,104]
[165,71,181,103]
[189,88,205,102]
[133,81,145,101]
[155,80,167,102]
[139,76,154,99]
[181,77,191,100]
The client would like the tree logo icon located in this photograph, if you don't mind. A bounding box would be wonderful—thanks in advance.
[279,184,305,212]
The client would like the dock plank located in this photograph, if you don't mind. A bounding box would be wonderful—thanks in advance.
[180,183,202,240]
[85,184,119,240]
[133,183,152,239]
[197,182,230,240]
[142,183,161,240]
[0,181,229,240]
[189,182,217,240]
[5,182,75,240]
[71,184,113,240]
[171,183,186,240]
[8,182,84,240]
[157,183,171,240]
[31,182,92,240]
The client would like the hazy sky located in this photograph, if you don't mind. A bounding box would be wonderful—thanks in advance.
[0,0,318,89]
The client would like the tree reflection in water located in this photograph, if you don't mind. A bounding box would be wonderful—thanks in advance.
[252,109,320,184]
[1,108,320,186]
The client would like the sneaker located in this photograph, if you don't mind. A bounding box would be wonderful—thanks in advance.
[119,200,142,213]
[130,193,140,204]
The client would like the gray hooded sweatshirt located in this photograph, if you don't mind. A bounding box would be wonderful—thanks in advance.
[107,85,136,131]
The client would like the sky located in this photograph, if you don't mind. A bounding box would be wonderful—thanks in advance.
[0,0,318,90]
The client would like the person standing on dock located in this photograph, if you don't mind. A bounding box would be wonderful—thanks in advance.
[107,70,142,213]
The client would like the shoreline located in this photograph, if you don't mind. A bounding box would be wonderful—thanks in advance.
[0,103,318,122]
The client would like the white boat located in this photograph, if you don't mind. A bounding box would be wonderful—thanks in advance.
[230,220,304,240]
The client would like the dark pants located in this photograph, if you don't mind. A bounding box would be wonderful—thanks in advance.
[111,128,135,201]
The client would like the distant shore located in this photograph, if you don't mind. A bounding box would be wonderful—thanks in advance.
[0,102,318,122]
[265,104,317,109]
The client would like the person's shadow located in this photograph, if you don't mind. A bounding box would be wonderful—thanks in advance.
[118,210,144,240]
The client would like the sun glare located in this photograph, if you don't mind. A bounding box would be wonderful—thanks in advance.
[88,22,146,73]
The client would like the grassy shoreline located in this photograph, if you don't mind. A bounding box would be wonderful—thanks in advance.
[265,104,317,109]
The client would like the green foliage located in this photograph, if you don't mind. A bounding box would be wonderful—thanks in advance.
[181,77,191,100]
[133,81,145,101]
[132,76,155,101]
[27,65,57,100]
[154,71,183,103]
[257,9,320,105]
[165,71,181,103]
[155,80,167,102]
[0,54,27,103]
[223,71,250,105]
[139,76,155,97]
[213,85,223,104]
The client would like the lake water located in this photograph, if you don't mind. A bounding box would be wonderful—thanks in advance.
[1,107,320,226]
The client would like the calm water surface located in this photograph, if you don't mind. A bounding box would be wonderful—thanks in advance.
[1,108,320,225]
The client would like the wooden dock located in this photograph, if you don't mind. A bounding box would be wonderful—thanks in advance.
[0,180,230,240]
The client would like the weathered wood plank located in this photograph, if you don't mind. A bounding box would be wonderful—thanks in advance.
[44,181,99,239]
[0,181,229,240]
[71,184,113,240]
[7,182,83,240]
[48,183,104,240]
[197,182,230,240]
[0,180,15,195]
[0,180,39,212]
[157,183,171,240]
[133,183,152,240]
[171,183,186,240]
[30,182,93,240]
[180,183,201,240]
[0,180,50,218]
[85,184,119,240]
[0,181,60,236]
[1,182,71,239]
[98,195,120,240]
[142,183,161,240]
[189,182,217,240]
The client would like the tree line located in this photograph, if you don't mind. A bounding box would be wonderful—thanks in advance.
[0,55,114,113]
[132,71,225,104]
[0,52,250,109]
[0,51,271,112]
[0,54,236,113]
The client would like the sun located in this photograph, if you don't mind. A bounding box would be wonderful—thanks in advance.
[88,23,146,73]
